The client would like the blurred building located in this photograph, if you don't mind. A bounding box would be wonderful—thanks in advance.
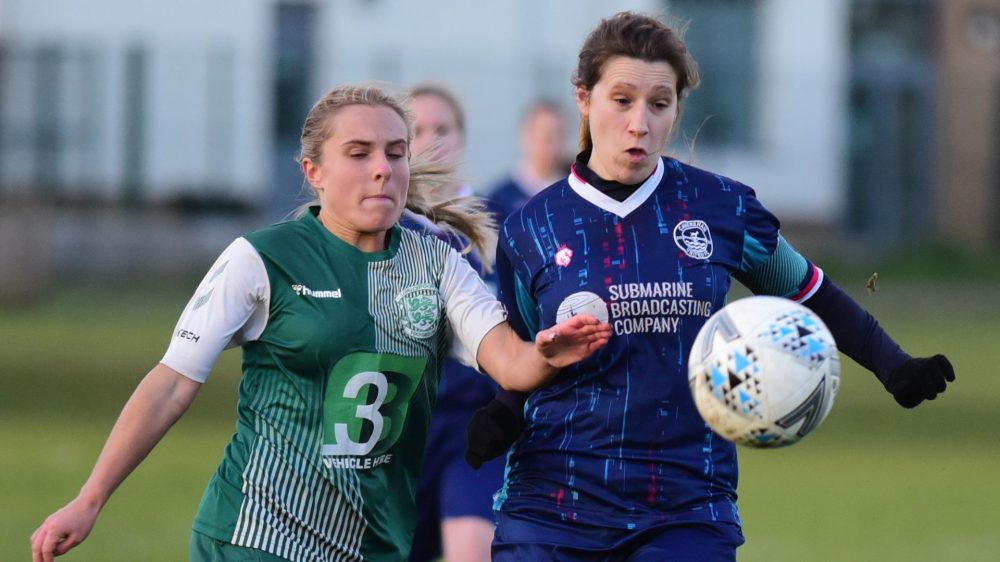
[935,0,1000,251]
[0,0,997,293]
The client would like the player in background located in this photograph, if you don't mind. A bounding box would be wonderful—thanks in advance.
[465,100,574,473]
[401,84,506,562]
[466,12,956,561]
[30,84,612,562]
[485,100,570,224]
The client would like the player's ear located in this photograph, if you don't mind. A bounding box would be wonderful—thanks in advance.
[302,157,323,189]
[574,86,590,118]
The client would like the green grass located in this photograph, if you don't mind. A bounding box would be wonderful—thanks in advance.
[1,280,242,561]
[2,278,998,561]
[736,280,1000,562]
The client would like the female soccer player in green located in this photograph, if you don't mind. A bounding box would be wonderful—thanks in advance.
[30,84,611,562]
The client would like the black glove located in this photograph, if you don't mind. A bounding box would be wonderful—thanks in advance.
[465,397,525,469]
[885,354,955,408]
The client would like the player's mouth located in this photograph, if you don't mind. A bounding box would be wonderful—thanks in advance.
[624,148,647,163]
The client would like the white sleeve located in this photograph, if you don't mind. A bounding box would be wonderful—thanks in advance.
[440,248,507,371]
[161,237,270,383]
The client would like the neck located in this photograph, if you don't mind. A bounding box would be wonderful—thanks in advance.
[317,208,388,252]
[587,153,656,185]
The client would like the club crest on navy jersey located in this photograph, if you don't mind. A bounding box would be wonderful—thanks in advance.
[395,284,441,339]
[673,220,714,259]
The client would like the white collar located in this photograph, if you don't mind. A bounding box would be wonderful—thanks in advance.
[566,158,664,218]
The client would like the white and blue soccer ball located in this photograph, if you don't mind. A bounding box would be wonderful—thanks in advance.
[688,296,840,448]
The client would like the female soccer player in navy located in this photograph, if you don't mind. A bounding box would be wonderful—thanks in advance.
[30,84,611,562]
[471,12,956,561]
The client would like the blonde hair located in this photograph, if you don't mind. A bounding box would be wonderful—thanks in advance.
[295,84,495,262]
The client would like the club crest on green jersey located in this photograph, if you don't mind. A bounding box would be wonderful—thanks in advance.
[395,284,441,339]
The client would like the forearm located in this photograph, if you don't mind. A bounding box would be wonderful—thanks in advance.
[477,323,557,392]
[77,363,200,508]
[803,277,910,383]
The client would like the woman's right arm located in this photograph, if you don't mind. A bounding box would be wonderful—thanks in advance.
[31,364,201,562]
[31,237,270,561]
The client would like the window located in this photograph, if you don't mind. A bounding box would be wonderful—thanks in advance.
[665,0,758,147]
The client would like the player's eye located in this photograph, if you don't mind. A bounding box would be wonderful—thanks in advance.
[613,97,630,106]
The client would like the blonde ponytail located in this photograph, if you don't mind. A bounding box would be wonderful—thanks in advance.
[405,150,497,270]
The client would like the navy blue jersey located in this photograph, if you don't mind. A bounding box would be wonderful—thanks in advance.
[494,156,819,537]
[486,176,533,226]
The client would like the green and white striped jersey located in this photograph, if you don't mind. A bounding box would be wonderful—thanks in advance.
[161,208,505,561]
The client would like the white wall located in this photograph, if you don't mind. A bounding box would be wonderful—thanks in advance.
[2,0,271,200]
[317,0,655,190]
[2,0,846,222]
[679,0,849,222]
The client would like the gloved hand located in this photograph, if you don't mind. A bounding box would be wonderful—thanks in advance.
[465,397,524,469]
[885,354,955,408]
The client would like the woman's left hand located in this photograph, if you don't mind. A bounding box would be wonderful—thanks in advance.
[535,314,613,368]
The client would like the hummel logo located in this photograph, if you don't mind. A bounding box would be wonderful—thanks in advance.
[292,284,342,298]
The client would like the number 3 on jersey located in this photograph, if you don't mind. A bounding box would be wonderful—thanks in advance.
[321,352,427,457]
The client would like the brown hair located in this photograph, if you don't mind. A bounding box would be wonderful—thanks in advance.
[572,11,700,151]
[296,84,494,260]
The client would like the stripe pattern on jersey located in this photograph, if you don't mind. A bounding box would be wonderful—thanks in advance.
[231,376,367,561]
[226,224,454,561]
[369,230,451,358]
[232,414,366,561]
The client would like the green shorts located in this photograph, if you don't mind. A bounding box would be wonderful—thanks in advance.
[189,530,292,562]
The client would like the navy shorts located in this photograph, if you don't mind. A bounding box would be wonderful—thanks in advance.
[492,512,744,562]
[408,413,506,562]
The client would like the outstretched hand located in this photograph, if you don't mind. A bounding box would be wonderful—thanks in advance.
[535,314,613,368]
[31,497,100,562]
[885,354,955,408]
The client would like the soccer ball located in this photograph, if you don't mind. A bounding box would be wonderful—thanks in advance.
[688,296,840,448]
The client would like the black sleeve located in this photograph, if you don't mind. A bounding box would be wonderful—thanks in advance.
[803,276,911,384]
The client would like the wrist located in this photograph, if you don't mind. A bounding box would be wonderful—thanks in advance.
[879,352,914,387]
[76,485,110,512]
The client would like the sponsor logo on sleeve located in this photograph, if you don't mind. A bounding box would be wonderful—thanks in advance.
[176,329,201,343]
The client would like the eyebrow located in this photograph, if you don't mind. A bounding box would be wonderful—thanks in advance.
[609,81,675,94]
[342,139,409,148]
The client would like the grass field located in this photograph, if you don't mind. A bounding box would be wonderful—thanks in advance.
[2,275,998,561]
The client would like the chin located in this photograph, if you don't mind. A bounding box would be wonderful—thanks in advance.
[617,159,656,184]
